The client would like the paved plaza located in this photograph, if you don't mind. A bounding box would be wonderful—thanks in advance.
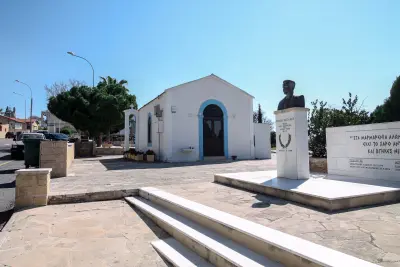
[0,200,171,267]
[2,155,400,266]
[156,182,400,266]
[50,155,278,195]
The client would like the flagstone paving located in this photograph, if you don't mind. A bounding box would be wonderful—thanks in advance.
[3,155,400,266]
[156,182,400,267]
[50,155,277,195]
[0,200,170,267]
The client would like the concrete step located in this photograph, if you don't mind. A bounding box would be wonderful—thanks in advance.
[126,196,281,267]
[138,187,379,267]
[151,238,214,267]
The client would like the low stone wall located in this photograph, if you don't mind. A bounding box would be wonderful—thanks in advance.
[309,157,327,173]
[67,143,75,169]
[40,141,68,178]
[75,140,96,157]
[15,168,52,209]
[95,147,124,156]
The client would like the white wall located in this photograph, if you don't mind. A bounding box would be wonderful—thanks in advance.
[327,121,400,181]
[167,75,254,161]
[138,94,169,161]
[254,123,271,159]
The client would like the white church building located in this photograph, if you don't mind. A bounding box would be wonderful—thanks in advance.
[124,74,271,162]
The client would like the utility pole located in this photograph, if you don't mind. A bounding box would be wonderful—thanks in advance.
[15,80,33,132]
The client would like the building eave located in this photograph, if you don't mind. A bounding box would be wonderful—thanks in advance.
[138,74,254,110]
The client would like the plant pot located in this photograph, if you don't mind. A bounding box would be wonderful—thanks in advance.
[135,154,143,161]
[147,155,155,162]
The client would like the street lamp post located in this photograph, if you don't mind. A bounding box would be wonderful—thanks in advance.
[15,80,33,132]
[13,92,26,125]
[67,51,95,87]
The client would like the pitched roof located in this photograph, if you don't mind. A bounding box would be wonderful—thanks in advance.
[139,74,254,110]
[17,119,38,123]
[0,115,25,123]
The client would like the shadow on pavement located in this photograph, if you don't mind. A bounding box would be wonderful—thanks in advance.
[0,154,12,161]
[99,157,238,171]
[0,209,13,231]
[0,180,16,188]
[0,169,18,175]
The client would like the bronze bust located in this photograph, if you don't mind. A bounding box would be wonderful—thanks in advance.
[277,80,305,110]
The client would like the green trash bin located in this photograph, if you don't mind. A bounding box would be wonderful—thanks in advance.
[23,133,45,168]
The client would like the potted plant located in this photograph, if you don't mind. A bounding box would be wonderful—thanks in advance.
[135,150,144,161]
[129,148,137,160]
[103,141,112,148]
[146,149,155,162]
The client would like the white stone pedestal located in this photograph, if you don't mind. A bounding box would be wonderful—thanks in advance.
[274,107,310,179]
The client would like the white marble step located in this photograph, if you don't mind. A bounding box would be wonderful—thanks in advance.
[138,187,379,267]
[151,238,214,267]
[126,196,281,267]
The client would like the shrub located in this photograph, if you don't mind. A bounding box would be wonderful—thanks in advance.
[60,126,73,136]
[146,149,155,155]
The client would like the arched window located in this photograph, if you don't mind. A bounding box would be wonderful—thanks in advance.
[147,113,152,146]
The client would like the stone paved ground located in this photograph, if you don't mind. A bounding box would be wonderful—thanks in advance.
[50,155,277,195]
[156,182,400,267]
[7,155,400,266]
[0,200,170,267]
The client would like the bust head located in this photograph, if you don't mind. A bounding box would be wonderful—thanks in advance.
[282,80,295,98]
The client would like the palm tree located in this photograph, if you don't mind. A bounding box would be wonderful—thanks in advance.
[97,76,128,88]
[0,108,3,115]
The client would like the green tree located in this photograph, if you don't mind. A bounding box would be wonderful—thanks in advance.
[253,104,274,129]
[270,131,276,148]
[308,100,331,157]
[44,79,85,99]
[47,77,137,141]
[308,93,370,158]
[371,76,400,123]
[98,76,128,88]
[60,126,74,136]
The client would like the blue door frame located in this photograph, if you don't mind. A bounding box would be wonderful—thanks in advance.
[198,99,228,160]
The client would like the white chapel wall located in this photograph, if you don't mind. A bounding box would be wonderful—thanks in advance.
[168,76,254,161]
[137,94,169,161]
[254,123,271,159]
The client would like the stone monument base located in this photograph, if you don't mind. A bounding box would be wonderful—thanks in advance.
[214,170,400,211]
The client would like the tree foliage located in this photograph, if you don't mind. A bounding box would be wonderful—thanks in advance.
[3,106,16,118]
[44,79,86,99]
[371,76,400,123]
[47,77,137,139]
[308,93,370,158]
[253,104,274,130]
[270,131,276,148]
[60,126,74,136]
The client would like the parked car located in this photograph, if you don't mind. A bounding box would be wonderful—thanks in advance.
[43,133,69,141]
[5,132,15,139]
[11,133,45,159]
[36,130,49,134]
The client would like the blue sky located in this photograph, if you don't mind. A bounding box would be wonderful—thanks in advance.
[1,0,398,121]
